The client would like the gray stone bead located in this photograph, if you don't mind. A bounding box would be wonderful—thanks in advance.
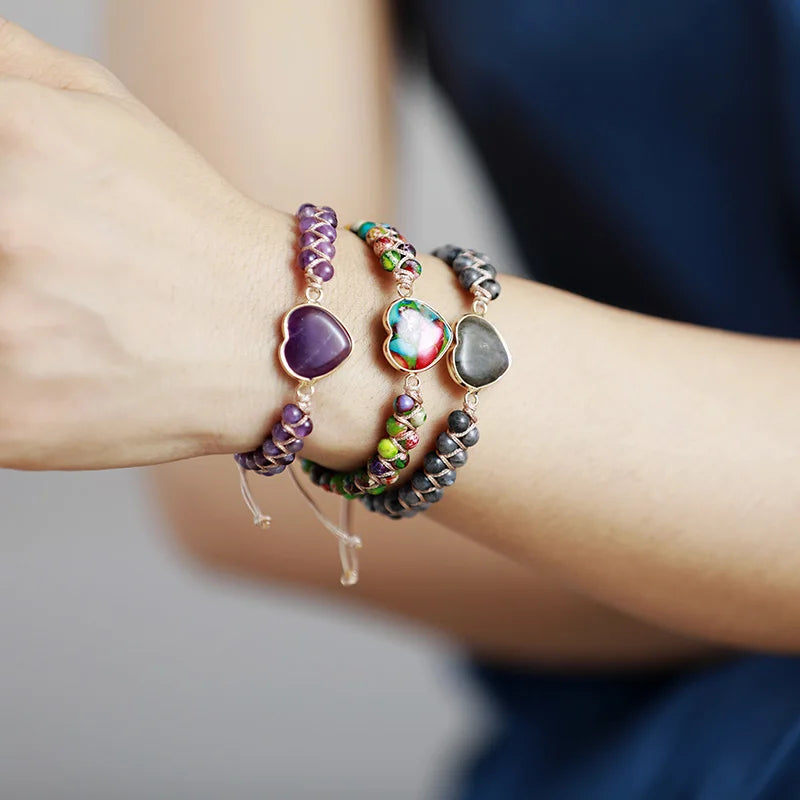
[425,488,444,504]
[375,497,393,516]
[424,453,447,475]
[451,252,475,273]
[412,472,434,492]
[461,426,480,448]
[385,496,404,515]
[398,484,419,506]
[481,262,498,278]
[482,279,501,300]
[436,432,461,456]
[437,469,457,487]
[433,244,462,264]
[446,448,468,468]
[448,410,472,434]
[458,267,481,288]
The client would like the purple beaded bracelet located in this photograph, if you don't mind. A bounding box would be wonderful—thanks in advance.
[233,203,353,532]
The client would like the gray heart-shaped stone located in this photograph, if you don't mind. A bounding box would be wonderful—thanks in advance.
[448,314,510,390]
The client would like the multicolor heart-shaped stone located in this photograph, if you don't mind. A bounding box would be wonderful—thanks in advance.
[279,304,353,381]
[448,314,511,390]
[383,298,453,373]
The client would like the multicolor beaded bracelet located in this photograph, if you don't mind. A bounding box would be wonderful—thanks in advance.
[303,221,453,500]
[359,245,510,518]
[233,203,358,580]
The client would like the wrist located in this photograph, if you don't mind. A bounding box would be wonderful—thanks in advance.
[195,201,296,456]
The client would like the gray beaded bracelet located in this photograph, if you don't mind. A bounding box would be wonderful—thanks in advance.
[359,245,511,518]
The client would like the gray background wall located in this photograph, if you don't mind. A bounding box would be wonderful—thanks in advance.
[0,2,519,798]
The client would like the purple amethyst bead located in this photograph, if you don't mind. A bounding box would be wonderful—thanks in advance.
[315,223,336,242]
[253,450,269,468]
[311,260,334,282]
[293,418,314,438]
[262,439,282,458]
[272,422,293,443]
[298,249,318,269]
[300,231,318,248]
[299,220,336,241]
[318,207,337,226]
[395,394,415,414]
[285,438,305,453]
[244,454,258,471]
[267,464,286,476]
[282,404,304,425]
[314,239,335,259]
[297,204,316,219]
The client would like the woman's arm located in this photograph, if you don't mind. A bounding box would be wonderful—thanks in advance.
[106,0,720,667]
[0,12,795,655]
[112,2,799,652]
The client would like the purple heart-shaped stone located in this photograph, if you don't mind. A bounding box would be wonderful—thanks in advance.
[279,304,352,381]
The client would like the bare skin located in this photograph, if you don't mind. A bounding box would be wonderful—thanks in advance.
[0,6,794,669]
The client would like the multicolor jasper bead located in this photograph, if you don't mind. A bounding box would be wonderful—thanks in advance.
[361,409,480,519]
[355,221,423,279]
[302,392,426,498]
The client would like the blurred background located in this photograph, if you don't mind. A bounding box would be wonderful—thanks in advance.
[0,2,521,798]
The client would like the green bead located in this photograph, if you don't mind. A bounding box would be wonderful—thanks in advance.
[393,455,409,470]
[380,249,403,272]
[386,416,405,437]
[356,221,376,239]
[377,438,399,459]
[408,408,427,428]
[368,485,387,495]
[301,458,313,473]
[329,473,345,495]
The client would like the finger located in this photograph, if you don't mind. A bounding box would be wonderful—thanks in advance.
[0,16,126,96]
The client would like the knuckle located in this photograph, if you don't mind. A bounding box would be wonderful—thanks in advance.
[73,56,124,95]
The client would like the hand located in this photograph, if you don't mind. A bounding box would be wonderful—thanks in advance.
[0,19,289,470]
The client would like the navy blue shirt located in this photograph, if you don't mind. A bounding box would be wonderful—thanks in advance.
[404,1,800,797]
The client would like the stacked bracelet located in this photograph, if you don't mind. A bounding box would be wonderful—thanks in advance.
[233,203,353,531]
[360,245,510,518]
[303,221,453,499]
